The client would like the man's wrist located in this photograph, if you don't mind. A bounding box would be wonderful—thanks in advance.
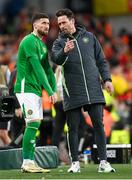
[104,79,112,83]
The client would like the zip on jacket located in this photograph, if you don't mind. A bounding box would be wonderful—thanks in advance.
[74,38,90,103]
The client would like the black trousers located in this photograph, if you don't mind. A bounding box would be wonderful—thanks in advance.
[66,103,107,162]
[52,102,66,147]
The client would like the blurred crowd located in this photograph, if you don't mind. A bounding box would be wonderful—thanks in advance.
[0,6,132,163]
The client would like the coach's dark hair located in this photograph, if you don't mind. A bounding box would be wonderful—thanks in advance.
[56,8,74,20]
[31,13,49,24]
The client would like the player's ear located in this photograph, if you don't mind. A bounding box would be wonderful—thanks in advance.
[33,22,37,30]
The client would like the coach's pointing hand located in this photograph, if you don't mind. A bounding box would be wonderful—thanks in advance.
[64,38,75,53]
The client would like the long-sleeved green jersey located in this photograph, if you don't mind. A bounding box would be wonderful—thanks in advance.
[14,33,56,97]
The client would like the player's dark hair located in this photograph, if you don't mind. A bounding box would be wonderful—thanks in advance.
[31,13,49,25]
[56,8,74,20]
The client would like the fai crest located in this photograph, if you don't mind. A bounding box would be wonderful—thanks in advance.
[82,37,89,43]
[43,47,47,53]
[27,109,33,115]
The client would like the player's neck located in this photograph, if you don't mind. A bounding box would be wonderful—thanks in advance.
[32,31,43,39]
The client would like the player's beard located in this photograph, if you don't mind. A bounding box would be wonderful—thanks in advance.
[38,29,48,36]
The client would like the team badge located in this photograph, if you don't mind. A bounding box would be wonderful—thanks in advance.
[82,37,89,43]
[43,47,47,53]
[27,109,33,115]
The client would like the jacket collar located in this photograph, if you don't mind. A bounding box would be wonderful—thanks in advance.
[59,24,86,39]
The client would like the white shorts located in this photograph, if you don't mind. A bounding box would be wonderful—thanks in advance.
[16,93,43,123]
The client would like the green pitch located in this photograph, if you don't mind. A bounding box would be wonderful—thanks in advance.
[0,164,132,179]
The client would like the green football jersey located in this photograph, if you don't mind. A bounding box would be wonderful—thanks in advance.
[14,33,56,97]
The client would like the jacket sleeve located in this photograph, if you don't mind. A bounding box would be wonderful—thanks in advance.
[51,39,68,65]
[93,35,112,82]
[42,56,57,93]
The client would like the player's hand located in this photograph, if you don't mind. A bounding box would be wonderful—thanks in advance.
[49,92,57,104]
[64,38,75,53]
[104,81,114,95]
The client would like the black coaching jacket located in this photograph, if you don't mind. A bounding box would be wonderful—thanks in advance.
[51,25,111,111]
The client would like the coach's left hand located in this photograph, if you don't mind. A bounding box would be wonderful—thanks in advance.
[104,81,114,95]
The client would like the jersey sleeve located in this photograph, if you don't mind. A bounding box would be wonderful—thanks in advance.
[23,38,38,59]
[42,57,57,93]
[23,38,54,96]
